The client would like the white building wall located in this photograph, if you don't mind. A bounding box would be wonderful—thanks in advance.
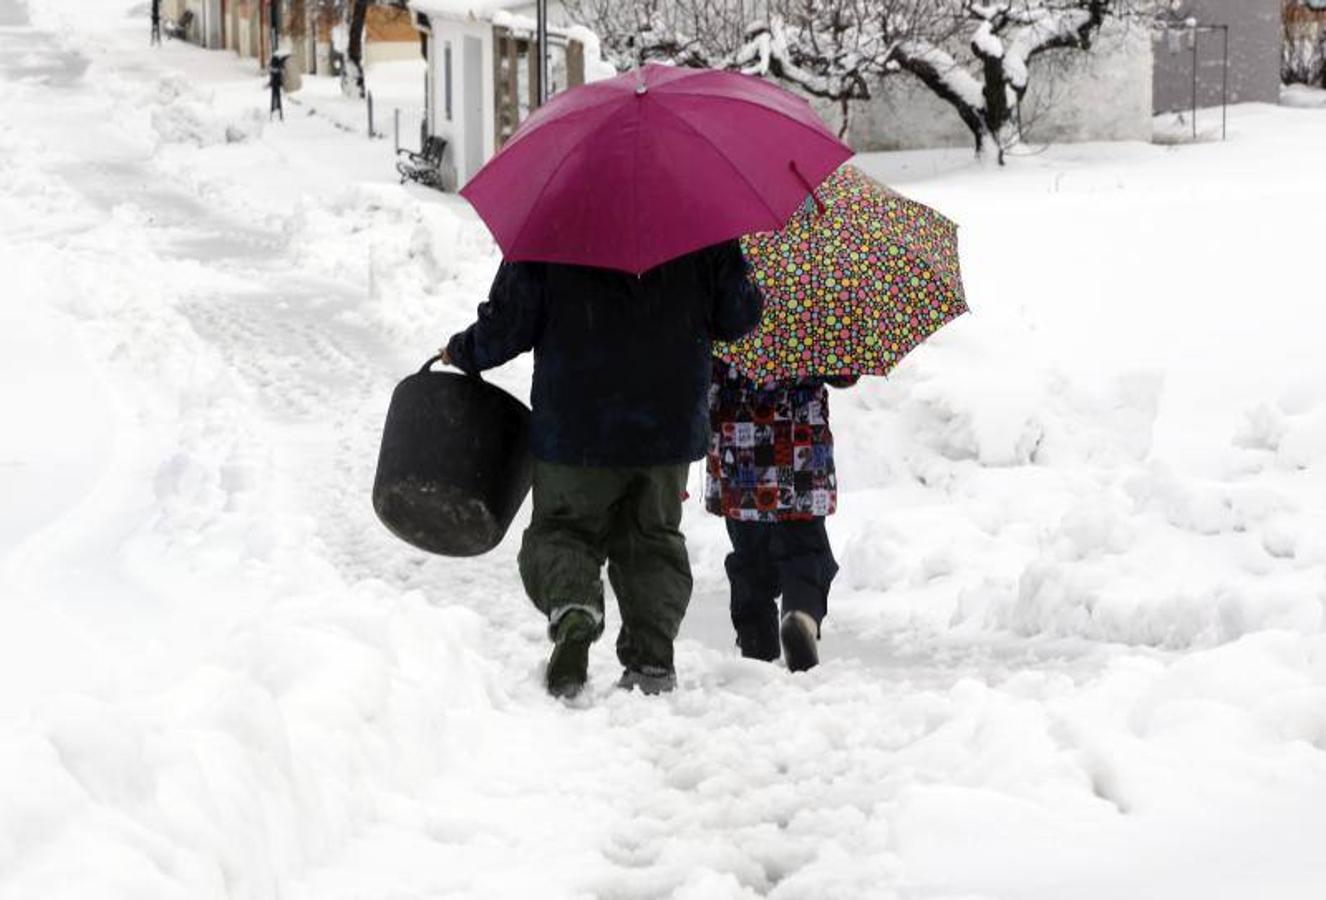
[367,41,422,65]
[481,29,497,166]
[425,18,497,188]
[182,0,223,49]
[427,25,457,184]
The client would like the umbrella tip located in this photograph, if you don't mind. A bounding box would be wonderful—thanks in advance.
[635,67,647,95]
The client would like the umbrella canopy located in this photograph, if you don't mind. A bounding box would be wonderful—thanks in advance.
[460,63,853,275]
[716,165,968,382]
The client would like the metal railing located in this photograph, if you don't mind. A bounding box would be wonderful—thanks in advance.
[1155,20,1230,142]
[393,107,428,154]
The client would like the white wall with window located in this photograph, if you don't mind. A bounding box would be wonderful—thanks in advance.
[410,4,506,189]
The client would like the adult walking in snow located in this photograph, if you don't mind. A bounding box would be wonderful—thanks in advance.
[447,63,852,698]
[268,45,292,122]
[442,244,763,698]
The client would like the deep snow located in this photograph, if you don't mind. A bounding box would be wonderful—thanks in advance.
[3,1,1326,898]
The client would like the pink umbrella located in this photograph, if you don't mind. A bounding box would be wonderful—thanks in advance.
[460,63,853,275]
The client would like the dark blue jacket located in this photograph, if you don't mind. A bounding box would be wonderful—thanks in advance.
[446,240,763,467]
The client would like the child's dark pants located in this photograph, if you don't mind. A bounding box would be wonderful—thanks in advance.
[724,518,838,661]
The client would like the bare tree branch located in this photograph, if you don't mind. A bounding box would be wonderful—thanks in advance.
[563,0,1152,159]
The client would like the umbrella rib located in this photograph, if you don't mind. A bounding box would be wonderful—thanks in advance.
[650,101,784,228]
[660,89,852,156]
[504,100,632,258]
[496,94,629,155]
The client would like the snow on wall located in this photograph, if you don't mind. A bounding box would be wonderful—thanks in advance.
[410,0,531,18]
[837,21,1153,152]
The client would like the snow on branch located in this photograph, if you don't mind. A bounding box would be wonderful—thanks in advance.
[988,2,1107,93]
[565,0,945,105]
[896,38,987,112]
[943,0,1139,157]
[563,0,1143,159]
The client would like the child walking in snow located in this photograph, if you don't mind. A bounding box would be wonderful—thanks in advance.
[705,359,853,672]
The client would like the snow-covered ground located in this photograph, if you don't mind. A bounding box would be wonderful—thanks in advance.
[3,2,1326,898]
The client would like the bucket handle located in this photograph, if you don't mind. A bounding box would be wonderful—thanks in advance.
[420,353,483,380]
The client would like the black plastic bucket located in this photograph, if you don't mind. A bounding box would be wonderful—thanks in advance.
[372,355,533,557]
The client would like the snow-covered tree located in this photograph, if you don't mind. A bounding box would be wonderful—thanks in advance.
[563,0,751,70]
[733,2,963,129]
[563,1,960,135]
[344,0,370,98]
[895,1,1151,159]
[565,0,1149,159]
[1284,0,1326,88]
[337,0,413,99]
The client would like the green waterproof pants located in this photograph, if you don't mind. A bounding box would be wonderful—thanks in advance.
[517,461,693,672]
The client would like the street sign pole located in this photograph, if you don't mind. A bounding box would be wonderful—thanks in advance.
[271,0,281,59]
[537,0,549,104]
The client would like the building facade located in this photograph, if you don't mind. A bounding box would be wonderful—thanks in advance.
[1153,0,1283,113]
[164,1,419,77]
[410,1,589,189]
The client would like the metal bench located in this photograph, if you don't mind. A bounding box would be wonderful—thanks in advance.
[396,135,450,191]
[163,9,193,41]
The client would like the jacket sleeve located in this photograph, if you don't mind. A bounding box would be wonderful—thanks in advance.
[707,239,764,342]
[445,261,544,375]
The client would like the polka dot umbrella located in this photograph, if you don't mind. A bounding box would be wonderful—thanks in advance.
[717,165,968,382]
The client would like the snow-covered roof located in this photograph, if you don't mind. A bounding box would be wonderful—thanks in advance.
[408,0,529,23]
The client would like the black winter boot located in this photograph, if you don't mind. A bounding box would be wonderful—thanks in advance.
[546,609,597,699]
[735,617,780,662]
[779,611,819,673]
[615,665,677,695]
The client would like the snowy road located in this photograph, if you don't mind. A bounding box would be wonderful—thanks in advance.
[4,2,1326,898]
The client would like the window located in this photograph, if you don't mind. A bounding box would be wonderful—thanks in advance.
[444,41,453,122]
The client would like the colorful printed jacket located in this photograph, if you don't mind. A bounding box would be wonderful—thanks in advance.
[705,360,847,522]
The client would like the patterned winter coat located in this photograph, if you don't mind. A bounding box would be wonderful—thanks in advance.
[705,360,846,522]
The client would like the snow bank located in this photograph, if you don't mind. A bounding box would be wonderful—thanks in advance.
[1281,83,1326,109]
[1,12,508,898]
[149,72,266,146]
[834,128,1326,649]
